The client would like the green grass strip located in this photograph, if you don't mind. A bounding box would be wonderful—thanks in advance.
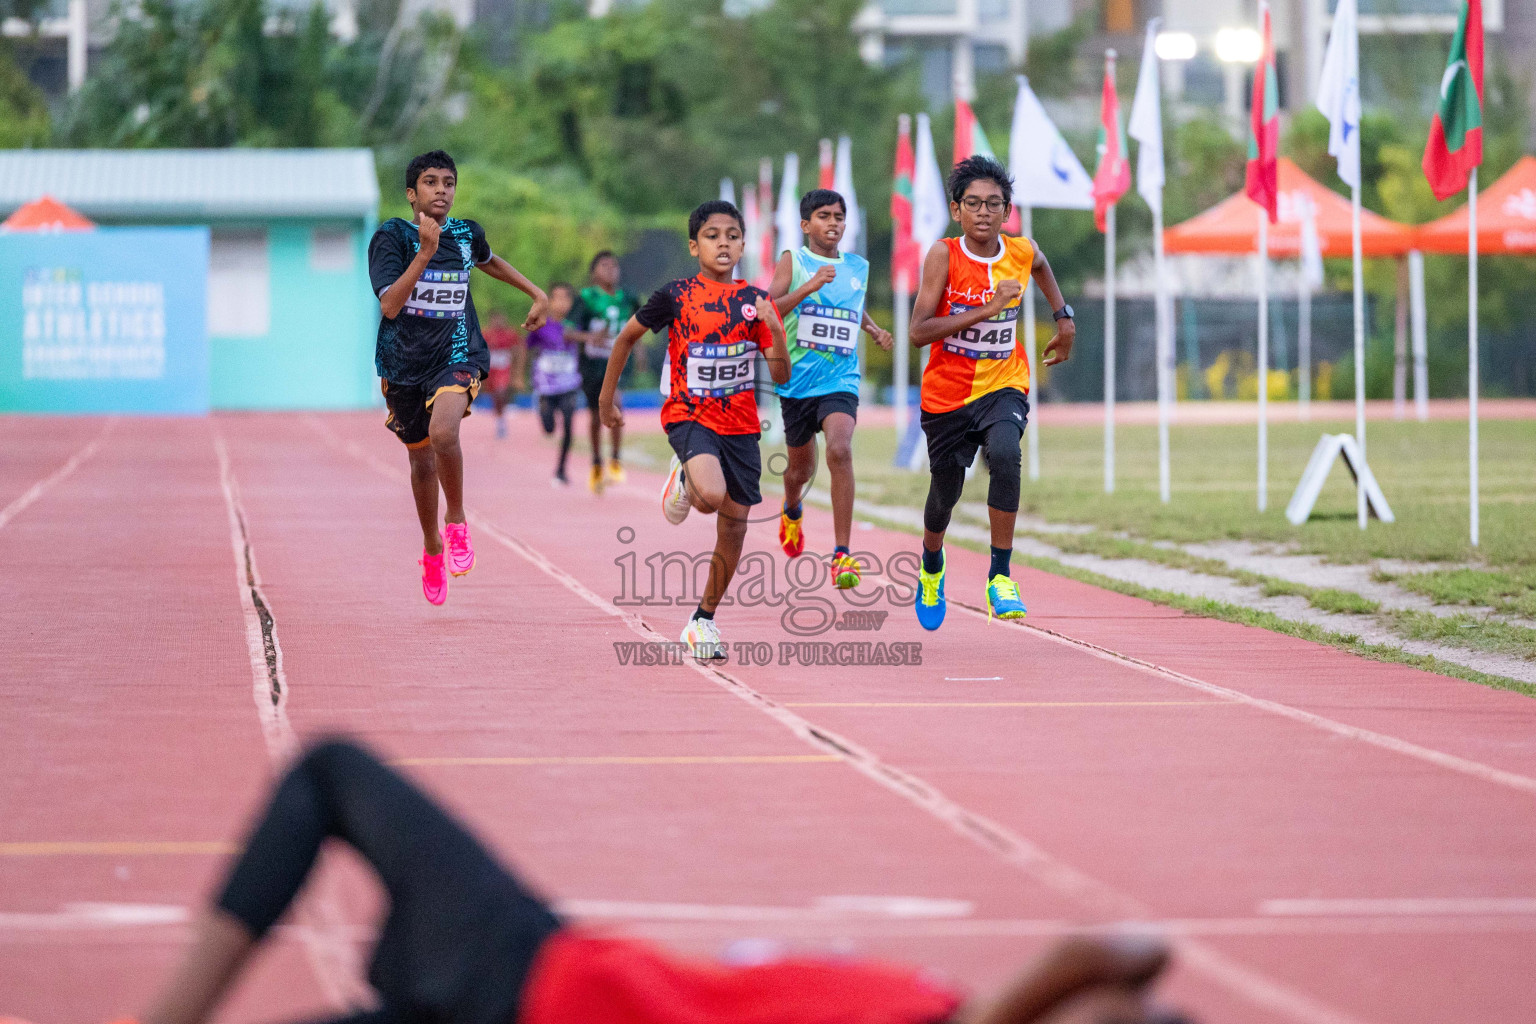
[854,510,1536,700]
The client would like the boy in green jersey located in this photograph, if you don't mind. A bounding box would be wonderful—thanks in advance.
[566,251,640,493]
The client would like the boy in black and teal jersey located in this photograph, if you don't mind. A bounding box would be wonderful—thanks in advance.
[768,188,893,589]
[368,150,550,605]
[566,251,640,494]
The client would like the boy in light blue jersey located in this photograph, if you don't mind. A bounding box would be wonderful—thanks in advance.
[769,189,893,589]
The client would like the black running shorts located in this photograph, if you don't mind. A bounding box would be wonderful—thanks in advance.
[382,364,482,448]
[779,391,859,449]
[665,421,763,507]
[920,387,1030,471]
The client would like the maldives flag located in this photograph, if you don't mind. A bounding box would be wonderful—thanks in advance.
[1245,4,1280,223]
[955,98,1021,233]
[892,114,920,291]
[1091,56,1131,233]
[1423,0,1484,200]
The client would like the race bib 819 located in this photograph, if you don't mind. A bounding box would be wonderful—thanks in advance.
[405,270,470,319]
[685,341,755,397]
[942,303,1019,360]
[798,303,859,354]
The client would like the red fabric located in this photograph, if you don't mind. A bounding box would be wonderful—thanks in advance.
[1,195,95,232]
[891,117,919,293]
[953,100,978,163]
[651,275,776,436]
[1422,0,1484,200]
[1244,5,1280,223]
[1416,154,1536,253]
[819,139,836,190]
[520,930,964,1024]
[1163,157,1416,257]
[1091,63,1130,233]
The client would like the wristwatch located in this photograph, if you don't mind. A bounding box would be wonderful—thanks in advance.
[1052,303,1075,321]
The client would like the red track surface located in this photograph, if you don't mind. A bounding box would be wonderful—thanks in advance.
[3,410,1535,1024]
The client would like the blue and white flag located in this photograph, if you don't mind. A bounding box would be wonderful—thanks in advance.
[1317,0,1361,189]
[1007,76,1093,211]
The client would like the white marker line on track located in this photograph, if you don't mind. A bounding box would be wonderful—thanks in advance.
[944,676,1003,681]
[1260,897,1536,916]
[0,418,114,532]
[307,416,1370,1024]
[951,601,1536,799]
[213,429,370,1011]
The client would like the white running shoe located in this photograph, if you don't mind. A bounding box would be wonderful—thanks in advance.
[661,455,691,525]
[680,616,726,661]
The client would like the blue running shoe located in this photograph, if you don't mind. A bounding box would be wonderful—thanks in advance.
[914,549,947,631]
[986,574,1028,620]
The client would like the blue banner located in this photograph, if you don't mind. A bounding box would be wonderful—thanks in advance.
[0,227,210,414]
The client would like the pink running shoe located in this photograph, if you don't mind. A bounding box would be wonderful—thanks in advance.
[420,549,448,605]
[444,521,475,577]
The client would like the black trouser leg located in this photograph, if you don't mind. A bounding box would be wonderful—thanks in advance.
[215,740,561,1024]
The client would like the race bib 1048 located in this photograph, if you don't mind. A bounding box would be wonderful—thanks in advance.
[942,303,1019,360]
[685,340,755,397]
[404,270,470,319]
[798,303,859,354]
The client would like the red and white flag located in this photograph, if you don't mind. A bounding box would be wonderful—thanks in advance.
[1091,54,1131,233]
[818,139,835,189]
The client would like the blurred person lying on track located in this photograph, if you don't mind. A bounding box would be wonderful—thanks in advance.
[104,740,1191,1024]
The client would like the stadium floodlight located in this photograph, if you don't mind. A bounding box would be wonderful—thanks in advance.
[1154,31,1197,62]
[1214,27,1262,64]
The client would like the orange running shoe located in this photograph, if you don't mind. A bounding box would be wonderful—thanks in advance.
[830,551,861,589]
[779,505,805,558]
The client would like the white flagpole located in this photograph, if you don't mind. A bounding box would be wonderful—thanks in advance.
[1469,168,1479,546]
[894,279,911,438]
[1104,202,1116,495]
[1022,204,1040,480]
[1299,272,1312,420]
[1257,207,1269,511]
[1352,180,1366,529]
[1410,248,1429,421]
[1154,196,1169,504]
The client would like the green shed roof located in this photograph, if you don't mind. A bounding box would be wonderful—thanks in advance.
[0,149,379,221]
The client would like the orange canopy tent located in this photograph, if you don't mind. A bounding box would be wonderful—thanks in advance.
[1415,155,1536,254]
[1,195,96,232]
[1163,158,1416,258]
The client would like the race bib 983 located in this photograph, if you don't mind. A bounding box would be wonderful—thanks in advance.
[942,303,1019,360]
[685,341,755,397]
[798,303,859,354]
[405,270,470,319]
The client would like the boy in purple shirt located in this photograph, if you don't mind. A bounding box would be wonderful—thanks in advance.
[513,283,583,486]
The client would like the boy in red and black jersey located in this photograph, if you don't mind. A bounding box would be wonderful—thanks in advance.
[598,200,791,661]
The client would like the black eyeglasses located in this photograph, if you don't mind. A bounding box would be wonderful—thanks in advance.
[960,197,1008,212]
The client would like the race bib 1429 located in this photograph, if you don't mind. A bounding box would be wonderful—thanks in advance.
[942,303,1019,360]
[404,270,470,319]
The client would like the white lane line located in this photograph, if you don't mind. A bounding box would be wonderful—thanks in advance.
[556,896,975,921]
[0,903,189,929]
[310,416,1369,1024]
[0,419,114,532]
[213,429,369,1011]
[1261,897,1536,917]
[952,603,1536,799]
